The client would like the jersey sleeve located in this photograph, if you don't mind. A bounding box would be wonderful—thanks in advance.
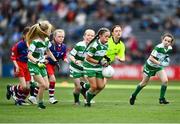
[87,47,96,57]
[48,41,52,48]
[62,46,67,60]
[151,48,158,57]
[70,44,78,56]
[28,41,36,52]
[11,44,18,61]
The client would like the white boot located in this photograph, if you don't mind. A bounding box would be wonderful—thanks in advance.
[28,96,37,104]
[49,97,58,104]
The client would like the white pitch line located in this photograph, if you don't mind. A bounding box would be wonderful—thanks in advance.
[56,83,180,90]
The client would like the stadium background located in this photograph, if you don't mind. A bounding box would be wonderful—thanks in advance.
[0,0,179,79]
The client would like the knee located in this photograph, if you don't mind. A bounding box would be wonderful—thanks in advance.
[41,83,48,90]
[45,84,49,90]
[91,85,97,92]
[162,80,168,85]
[49,78,56,82]
[97,85,105,91]
[75,85,81,92]
[21,84,29,90]
[140,81,147,87]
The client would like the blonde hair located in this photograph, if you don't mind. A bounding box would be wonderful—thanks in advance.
[53,29,65,38]
[26,20,53,46]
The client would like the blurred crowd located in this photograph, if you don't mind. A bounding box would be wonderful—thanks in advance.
[0,0,179,64]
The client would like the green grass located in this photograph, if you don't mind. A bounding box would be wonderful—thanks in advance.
[0,78,180,123]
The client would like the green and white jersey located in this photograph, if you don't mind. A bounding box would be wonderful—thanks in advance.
[69,41,87,72]
[147,43,172,68]
[83,39,108,71]
[28,39,51,63]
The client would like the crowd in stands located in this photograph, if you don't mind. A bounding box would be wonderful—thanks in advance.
[0,0,179,65]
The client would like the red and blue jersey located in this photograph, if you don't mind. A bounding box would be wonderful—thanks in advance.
[47,42,67,65]
[11,40,28,62]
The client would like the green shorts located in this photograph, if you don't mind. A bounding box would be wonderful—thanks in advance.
[28,62,47,77]
[84,69,104,79]
[70,69,84,78]
[143,63,163,77]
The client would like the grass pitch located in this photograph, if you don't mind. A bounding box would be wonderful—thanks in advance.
[0,77,180,123]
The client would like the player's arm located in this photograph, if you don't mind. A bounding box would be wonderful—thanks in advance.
[86,54,98,64]
[46,48,57,62]
[86,48,108,66]
[148,48,161,65]
[69,51,81,64]
[27,51,38,63]
[62,46,68,63]
[69,45,81,64]
[46,41,58,62]
[11,44,19,73]
[116,56,125,62]
[86,47,99,64]
[148,55,160,65]
[117,43,125,62]
[46,48,61,70]
[27,43,39,63]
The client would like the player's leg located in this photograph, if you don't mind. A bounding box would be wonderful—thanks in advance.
[157,70,169,104]
[93,71,106,95]
[80,76,90,91]
[33,75,47,109]
[85,77,97,107]
[47,64,58,104]
[73,78,81,105]
[130,74,150,105]
[15,66,31,105]
[28,80,38,104]
[8,77,29,105]
[49,74,58,104]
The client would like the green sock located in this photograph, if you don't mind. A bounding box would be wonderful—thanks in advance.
[132,85,144,97]
[84,83,90,90]
[86,91,95,103]
[73,92,80,103]
[30,82,36,96]
[160,85,167,99]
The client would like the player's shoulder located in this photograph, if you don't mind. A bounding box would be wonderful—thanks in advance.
[156,43,163,48]
[119,40,125,46]
[155,43,172,50]
[16,40,27,48]
[168,45,172,50]
[76,41,86,46]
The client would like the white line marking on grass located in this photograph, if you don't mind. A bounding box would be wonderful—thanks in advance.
[56,83,180,90]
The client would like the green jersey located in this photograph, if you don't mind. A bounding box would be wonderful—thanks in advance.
[69,41,87,72]
[106,36,125,63]
[147,43,172,68]
[28,39,51,63]
[83,39,108,71]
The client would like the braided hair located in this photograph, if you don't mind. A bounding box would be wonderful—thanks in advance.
[83,27,110,53]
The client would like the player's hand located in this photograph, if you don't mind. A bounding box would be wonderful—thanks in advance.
[38,56,46,63]
[14,66,20,75]
[64,58,69,63]
[160,58,170,67]
[55,61,61,71]
[37,62,46,68]
[75,60,81,64]
[98,58,109,67]
[104,55,111,62]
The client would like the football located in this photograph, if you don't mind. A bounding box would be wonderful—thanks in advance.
[102,65,115,78]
